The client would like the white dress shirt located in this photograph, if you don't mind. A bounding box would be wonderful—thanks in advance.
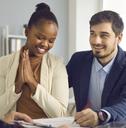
[88,56,116,122]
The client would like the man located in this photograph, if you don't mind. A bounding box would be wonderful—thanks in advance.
[67,10,126,127]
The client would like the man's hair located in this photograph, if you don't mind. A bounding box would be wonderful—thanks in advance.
[89,10,124,36]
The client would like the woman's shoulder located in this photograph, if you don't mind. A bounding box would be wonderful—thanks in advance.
[0,52,20,72]
[46,52,63,62]
[0,53,14,64]
[44,52,65,66]
[0,52,19,63]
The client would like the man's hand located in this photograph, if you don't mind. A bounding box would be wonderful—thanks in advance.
[75,108,99,127]
[4,111,33,124]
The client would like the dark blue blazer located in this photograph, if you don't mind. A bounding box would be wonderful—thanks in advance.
[67,47,126,121]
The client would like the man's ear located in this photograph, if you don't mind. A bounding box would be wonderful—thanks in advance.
[117,33,123,44]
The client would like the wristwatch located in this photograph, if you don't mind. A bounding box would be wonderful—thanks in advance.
[97,111,108,124]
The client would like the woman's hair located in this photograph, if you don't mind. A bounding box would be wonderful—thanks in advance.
[89,10,124,36]
[28,3,58,28]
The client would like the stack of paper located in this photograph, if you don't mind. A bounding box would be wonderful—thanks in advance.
[33,117,88,128]
[13,117,89,128]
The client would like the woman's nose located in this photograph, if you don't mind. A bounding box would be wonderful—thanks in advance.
[41,39,48,47]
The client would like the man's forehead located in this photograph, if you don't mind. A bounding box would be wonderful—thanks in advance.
[90,22,113,33]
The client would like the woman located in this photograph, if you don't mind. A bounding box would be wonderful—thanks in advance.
[0,3,69,119]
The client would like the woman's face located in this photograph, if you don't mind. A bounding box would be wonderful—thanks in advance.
[25,20,58,57]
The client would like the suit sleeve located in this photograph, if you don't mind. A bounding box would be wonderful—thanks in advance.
[102,74,126,122]
[102,87,126,122]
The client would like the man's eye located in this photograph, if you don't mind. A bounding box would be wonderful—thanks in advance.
[101,34,109,38]
[90,32,95,36]
[90,32,94,35]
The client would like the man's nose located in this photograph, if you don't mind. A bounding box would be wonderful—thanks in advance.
[93,36,102,44]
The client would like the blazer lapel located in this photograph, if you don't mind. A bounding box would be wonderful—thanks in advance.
[102,47,126,106]
[40,53,50,91]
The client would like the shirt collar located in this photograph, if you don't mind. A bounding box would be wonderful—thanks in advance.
[94,55,116,74]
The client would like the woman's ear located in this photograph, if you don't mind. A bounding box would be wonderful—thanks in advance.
[25,27,29,37]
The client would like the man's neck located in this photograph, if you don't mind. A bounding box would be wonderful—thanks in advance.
[98,48,118,66]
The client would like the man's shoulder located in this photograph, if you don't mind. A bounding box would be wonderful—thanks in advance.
[71,50,92,60]
[116,47,126,65]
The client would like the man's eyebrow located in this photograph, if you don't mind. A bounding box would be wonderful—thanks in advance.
[100,32,110,35]
[90,30,94,32]
[90,30,110,35]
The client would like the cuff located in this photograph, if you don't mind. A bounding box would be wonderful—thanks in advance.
[101,109,111,123]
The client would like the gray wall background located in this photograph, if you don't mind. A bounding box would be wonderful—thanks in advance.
[0,0,68,63]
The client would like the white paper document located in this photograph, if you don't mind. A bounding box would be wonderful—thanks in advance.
[33,116,88,128]
[14,116,89,128]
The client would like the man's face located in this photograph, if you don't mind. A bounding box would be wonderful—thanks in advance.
[89,22,122,63]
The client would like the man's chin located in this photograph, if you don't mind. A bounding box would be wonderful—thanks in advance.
[93,52,105,59]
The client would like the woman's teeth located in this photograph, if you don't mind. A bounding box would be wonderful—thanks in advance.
[37,47,45,54]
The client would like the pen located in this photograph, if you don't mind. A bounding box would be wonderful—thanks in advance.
[31,122,54,128]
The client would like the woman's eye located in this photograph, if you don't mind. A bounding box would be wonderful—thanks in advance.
[37,36,41,40]
[49,40,54,44]
[36,35,44,40]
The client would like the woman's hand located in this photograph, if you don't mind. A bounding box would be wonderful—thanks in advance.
[4,111,33,124]
[15,51,25,94]
[23,50,38,94]
[15,49,38,94]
